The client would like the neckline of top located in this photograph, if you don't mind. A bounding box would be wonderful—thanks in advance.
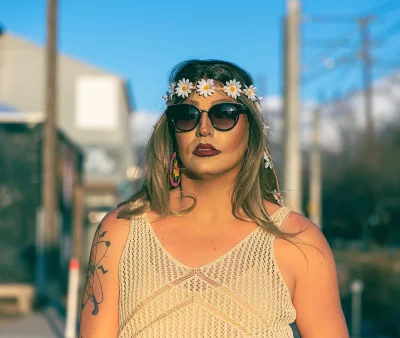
[141,205,288,271]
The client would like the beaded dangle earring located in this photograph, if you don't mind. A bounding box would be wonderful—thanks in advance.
[169,151,181,187]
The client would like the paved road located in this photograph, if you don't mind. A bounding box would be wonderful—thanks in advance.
[0,307,65,338]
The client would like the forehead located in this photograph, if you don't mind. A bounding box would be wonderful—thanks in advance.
[183,87,237,107]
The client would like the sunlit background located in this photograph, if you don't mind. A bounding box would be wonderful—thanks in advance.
[0,0,399,337]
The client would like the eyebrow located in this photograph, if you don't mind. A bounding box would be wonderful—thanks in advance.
[185,99,199,105]
[212,98,237,105]
[184,98,237,106]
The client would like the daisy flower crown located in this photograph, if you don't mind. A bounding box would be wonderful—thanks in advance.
[163,78,263,108]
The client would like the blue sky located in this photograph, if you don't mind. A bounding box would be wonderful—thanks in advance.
[1,0,398,113]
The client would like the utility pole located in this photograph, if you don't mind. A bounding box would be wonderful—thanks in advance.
[360,17,376,159]
[302,14,382,250]
[42,0,58,298]
[283,0,302,212]
[360,16,376,252]
[302,15,378,152]
[309,105,322,228]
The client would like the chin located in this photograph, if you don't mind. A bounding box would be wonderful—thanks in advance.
[185,163,240,179]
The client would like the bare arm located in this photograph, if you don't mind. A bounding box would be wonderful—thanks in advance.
[79,208,130,338]
[286,213,349,338]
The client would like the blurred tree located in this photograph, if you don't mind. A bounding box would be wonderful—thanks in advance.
[307,119,400,246]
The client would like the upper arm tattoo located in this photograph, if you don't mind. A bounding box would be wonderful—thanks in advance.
[81,222,111,316]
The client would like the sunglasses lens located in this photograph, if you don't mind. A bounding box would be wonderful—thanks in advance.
[167,105,199,131]
[167,103,247,132]
[210,103,243,130]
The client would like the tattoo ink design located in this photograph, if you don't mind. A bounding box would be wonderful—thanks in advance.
[81,223,111,316]
[97,266,108,274]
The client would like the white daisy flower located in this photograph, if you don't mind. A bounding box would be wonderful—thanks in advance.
[168,82,176,99]
[168,82,176,92]
[262,122,270,137]
[264,152,272,169]
[175,78,193,98]
[196,79,215,97]
[223,79,242,99]
[273,190,285,207]
[256,96,263,109]
[243,85,258,101]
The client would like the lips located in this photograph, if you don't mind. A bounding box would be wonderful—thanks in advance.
[193,143,220,157]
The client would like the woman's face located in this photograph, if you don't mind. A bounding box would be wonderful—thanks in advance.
[173,84,249,180]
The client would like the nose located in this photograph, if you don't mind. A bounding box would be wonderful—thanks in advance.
[196,111,214,137]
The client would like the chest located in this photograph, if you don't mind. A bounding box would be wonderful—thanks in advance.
[150,217,258,267]
[143,214,296,300]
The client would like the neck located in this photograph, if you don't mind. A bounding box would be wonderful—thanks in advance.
[171,171,243,224]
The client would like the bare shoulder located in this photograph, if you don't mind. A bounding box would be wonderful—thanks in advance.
[281,212,349,337]
[98,205,132,238]
[282,211,332,264]
[88,206,132,262]
[79,205,132,337]
[284,211,324,239]
[276,211,334,277]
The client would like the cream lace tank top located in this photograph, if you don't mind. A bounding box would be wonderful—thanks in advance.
[118,206,296,338]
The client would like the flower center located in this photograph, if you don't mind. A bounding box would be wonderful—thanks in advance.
[248,90,253,95]
[230,86,236,92]
[182,85,187,91]
[204,84,210,90]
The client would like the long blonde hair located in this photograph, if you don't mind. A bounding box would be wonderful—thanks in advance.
[118,59,307,246]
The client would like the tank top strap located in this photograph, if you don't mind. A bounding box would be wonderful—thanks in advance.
[270,205,293,229]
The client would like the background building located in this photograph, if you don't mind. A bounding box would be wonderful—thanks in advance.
[0,32,137,255]
[0,118,83,296]
[0,32,136,205]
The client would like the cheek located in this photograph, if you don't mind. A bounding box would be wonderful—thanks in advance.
[175,133,194,154]
[225,116,248,151]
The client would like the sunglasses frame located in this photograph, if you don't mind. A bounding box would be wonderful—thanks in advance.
[166,102,249,132]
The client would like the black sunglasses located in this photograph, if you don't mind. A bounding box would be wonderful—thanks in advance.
[166,102,249,132]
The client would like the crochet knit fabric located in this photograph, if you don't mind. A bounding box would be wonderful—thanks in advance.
[118,206,296,338]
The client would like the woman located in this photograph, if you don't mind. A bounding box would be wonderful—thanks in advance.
[79,60,349,338]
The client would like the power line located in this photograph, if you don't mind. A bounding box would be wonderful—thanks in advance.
[302,14,371,24]
[301,12,400,86]
[301,52,360,84]
[363,0,399,18]
[374,18,400,41]
[374,5,400,22]
[301,5,400,82]
[302,25,359,70]
[301,14,379,164]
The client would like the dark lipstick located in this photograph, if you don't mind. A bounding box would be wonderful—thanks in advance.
[193,143,220,157]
